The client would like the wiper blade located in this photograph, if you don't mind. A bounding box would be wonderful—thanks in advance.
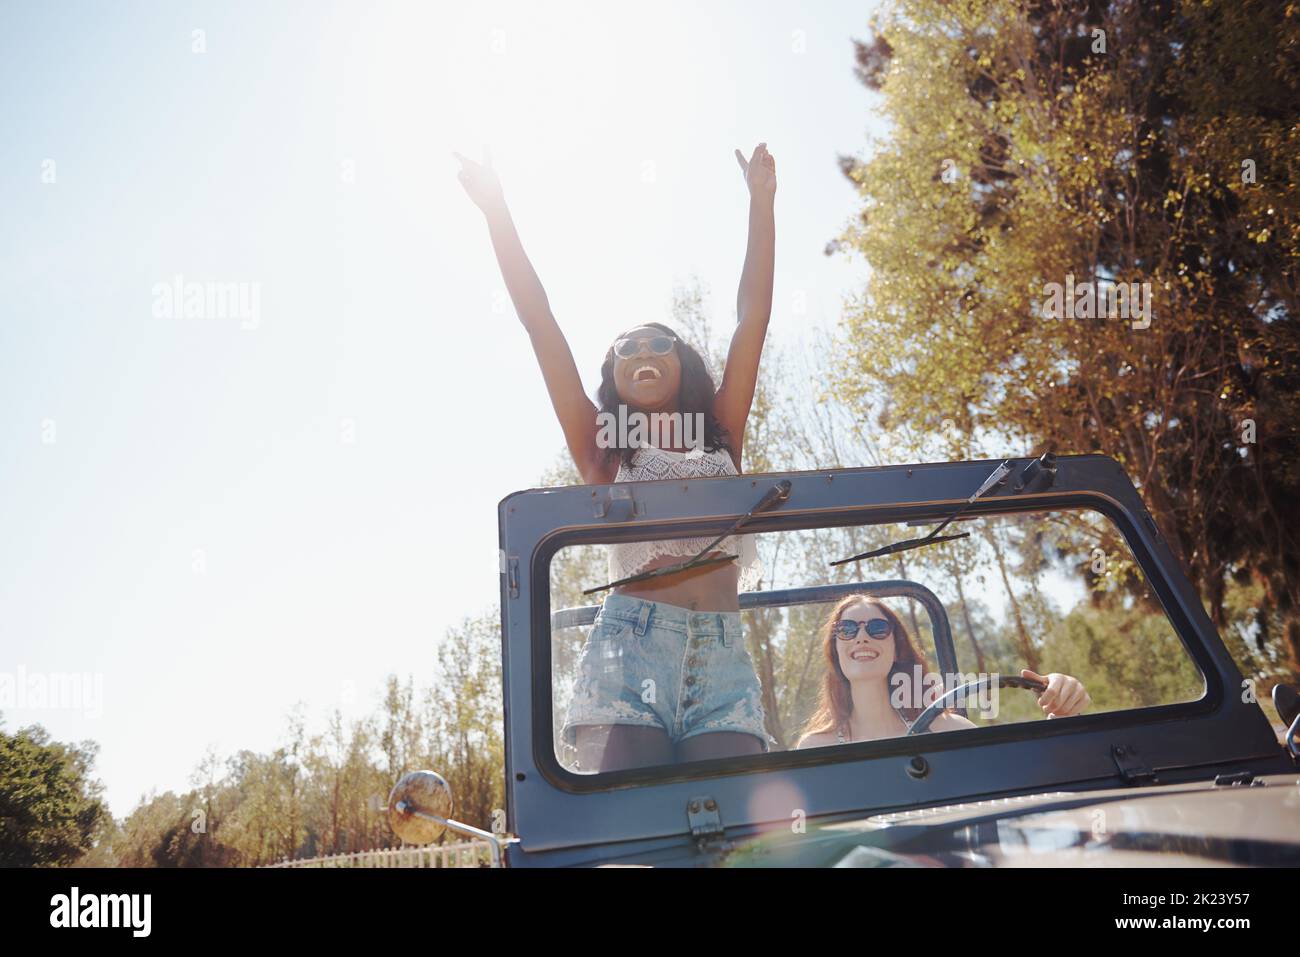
[584,480,792,595]
[584,553,740,594]
[830,461,1012,567]
[830,531,970,565]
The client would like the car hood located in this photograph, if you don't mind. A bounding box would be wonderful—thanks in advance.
[716,773,1300,867]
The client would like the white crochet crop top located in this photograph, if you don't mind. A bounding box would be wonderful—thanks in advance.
[607,445,763,592]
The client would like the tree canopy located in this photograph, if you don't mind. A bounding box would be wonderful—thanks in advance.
[0,719,106,867]
[834,0,1299,673]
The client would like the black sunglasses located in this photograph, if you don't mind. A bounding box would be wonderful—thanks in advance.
[834,617,893,641]
[613,335,676,359]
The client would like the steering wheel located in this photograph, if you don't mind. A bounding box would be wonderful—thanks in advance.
[907,674,1049,735]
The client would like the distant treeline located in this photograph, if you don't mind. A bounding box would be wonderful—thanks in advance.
[1,616,501,868]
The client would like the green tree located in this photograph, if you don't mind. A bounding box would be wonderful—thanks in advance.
[834,0,1300,682]
[425,615,505,833]
[0,719,106,867]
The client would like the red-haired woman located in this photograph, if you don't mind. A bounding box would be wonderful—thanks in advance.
[796,595,1090,748]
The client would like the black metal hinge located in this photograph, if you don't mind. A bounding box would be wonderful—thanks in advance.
[1213,771,1265,787]
[1111,744,1157,785]
[594,485,642,519]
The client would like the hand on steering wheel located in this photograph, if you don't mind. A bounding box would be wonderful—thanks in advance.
[906,674,1043,735]
[907,671,1091,735]
[1021,669,1092,718]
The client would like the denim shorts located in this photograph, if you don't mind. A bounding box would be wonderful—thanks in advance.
[561,594,771,750]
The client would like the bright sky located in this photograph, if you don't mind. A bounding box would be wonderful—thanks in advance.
[0,0,884,816]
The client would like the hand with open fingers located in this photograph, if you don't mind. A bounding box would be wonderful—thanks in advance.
[1022,669,1091,718]
[734,142,777,197]
[453,147,506,215]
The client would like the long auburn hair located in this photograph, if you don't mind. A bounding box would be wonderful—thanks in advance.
[595,322,732,469]
[799,595,935,742]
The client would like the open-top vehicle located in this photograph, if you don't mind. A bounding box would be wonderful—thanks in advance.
[389,453,1300,867]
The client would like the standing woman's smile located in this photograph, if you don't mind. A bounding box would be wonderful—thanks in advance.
[612,331,681,411]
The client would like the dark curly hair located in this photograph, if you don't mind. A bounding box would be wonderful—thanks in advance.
[595,322,732,469]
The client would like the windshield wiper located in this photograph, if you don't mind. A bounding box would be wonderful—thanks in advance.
[584,480,792,595]
[829,461,1013,567]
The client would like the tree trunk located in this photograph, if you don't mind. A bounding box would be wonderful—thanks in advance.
[987,527,1039,673]
[950,560,987,674]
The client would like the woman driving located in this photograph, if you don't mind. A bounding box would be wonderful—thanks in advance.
[796,595,1091,748]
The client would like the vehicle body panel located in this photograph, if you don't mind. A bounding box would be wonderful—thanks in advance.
[496,455,1296,867]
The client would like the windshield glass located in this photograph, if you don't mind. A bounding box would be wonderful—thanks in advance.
[547,507,1204,774]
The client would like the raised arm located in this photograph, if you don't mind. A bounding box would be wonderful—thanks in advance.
[713,143,777,462]
[454,151,608,484]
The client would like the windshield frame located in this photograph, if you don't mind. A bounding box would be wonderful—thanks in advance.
[498,455,1284,857]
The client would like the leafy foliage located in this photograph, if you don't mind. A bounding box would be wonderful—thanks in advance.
[0,720,106,867]
[834,0,1300,679]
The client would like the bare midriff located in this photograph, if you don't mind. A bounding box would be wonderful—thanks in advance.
[611,552,740,612]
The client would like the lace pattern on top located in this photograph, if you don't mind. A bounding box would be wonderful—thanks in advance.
[606,445,763,592]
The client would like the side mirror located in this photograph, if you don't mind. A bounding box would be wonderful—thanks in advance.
[386,770,505,867]
[1272,683,1300,728]
[1272,685,1300,760]
[387,770,455,845]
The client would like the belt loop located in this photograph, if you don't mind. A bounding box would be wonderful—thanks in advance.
[720,613,733,647]
[634,602,651,638]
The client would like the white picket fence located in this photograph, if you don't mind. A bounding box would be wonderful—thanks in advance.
[265,841,494,868]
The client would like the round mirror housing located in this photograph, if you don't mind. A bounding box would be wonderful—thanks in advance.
[387,770,454,845]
